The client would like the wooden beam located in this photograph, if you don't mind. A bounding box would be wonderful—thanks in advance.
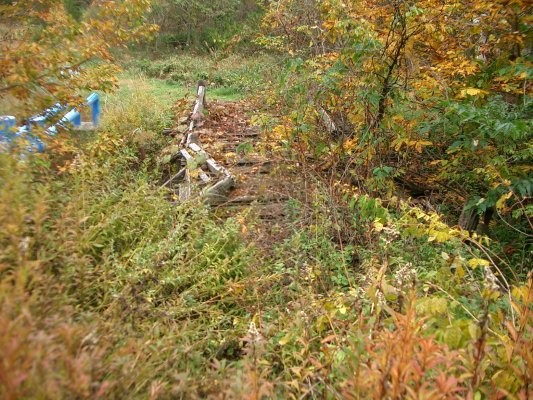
[198,171,211,183]
[180,148,194,162]
[179,169,191,201]
[188,142,204,153]
[203,175,235,205]
[189,82,206,131]
[160,167,186,188]
[187,142,228,176]
[206,159,225,175]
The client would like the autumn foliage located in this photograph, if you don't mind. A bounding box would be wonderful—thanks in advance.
[0,0,532,399]
[0,0,157,116]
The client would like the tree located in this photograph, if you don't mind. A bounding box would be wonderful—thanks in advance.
[0,0,157,117]
[260,0,531,231]
[149,0,260,50]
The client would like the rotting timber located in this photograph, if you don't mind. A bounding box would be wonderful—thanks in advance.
[161,81,235,204]
[159,81,294,252]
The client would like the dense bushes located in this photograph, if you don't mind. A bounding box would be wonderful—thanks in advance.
[126,53,283,95]
[0,86,263,398]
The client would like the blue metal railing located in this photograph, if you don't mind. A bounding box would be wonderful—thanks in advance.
[0,92,100,152]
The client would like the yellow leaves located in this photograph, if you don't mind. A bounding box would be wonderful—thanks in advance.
[415,296,448,316]
[456,87,489,99]
[342,137,358,154]
[393,137,433,153]
[467,258,490,268]
[496,192,513,210]
[401,205,471,245]
[424,23,436,34]
[427,229,452,243]
[373,221,384,232]
[511,284,530,303]
[278,333,291,346]
[322,19,336,31]
[271,123,291,141]
[468,321,481,340]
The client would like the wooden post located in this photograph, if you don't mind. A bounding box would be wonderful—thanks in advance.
[179,169,191,201]
[189,81,206,131]
[318,106,336,134]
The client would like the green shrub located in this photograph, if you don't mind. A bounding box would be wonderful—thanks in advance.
[126,53,284,96]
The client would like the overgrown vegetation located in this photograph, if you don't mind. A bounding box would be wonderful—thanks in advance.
[147,0,261,51]
[1,0,532,398]
[1,86,266,398]
[126,53,282,97]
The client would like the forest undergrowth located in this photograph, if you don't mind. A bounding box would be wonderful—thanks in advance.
[1,0,532,398]
[1,65,531,399]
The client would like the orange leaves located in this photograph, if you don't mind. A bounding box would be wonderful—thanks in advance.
[0,0,156,116]
[322,19,337,31]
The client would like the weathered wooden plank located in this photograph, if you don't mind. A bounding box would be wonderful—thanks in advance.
[179,148,211,183]
[186,131,200,146]
[199,170,211,183]
[206,158,225,175]
[161,167,186,188]
[203,175,235,204]
[187,142,229,176]
[189,82,206,130]
[180,148,194,162]
[179,169,191,201]
[188,142,204,153]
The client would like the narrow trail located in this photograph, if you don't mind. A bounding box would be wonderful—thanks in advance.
[162,94,296,253]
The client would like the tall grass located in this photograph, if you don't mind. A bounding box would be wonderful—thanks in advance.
[126,53,283,98]
[0,84,270,398]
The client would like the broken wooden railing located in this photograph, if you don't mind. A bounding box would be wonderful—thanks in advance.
[161,81,235,204]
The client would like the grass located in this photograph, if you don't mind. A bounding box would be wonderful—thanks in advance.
[125,52,283,100]
[115,73,244,106]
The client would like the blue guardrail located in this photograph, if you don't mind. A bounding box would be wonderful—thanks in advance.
[0,92,100,152]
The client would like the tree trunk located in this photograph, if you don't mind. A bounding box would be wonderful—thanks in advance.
[459,201,494,235]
